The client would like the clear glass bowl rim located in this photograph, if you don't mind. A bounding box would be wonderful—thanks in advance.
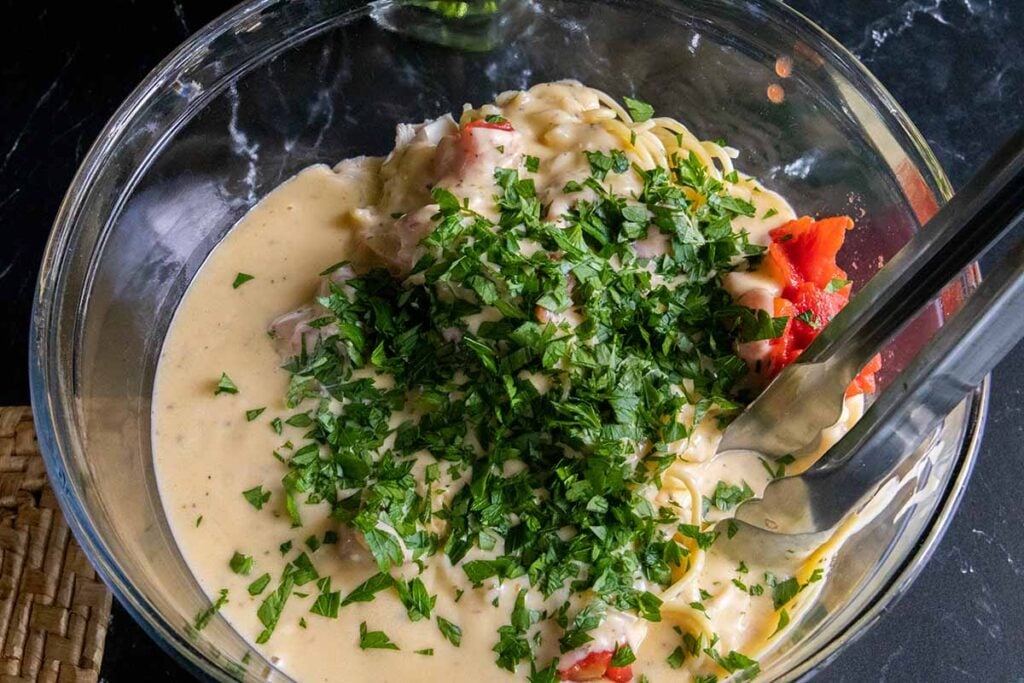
[28,0,989,680]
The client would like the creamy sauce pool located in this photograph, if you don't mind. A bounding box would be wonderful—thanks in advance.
[155,82,866,681]
[155,166,513,681]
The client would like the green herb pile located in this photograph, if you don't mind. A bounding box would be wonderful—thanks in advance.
[220,143,791,677]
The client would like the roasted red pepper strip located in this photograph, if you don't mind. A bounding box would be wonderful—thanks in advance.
[558,650,633,682]
[847,353,882,397]
[788,281,849,349]
[604,665,633,683]
[760,216,880,396]
[463,118,515,132]
[767,297,798,374]
[559,651,611,681]
[768,215,852,293]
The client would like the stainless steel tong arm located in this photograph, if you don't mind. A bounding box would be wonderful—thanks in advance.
[719,130,1024,458]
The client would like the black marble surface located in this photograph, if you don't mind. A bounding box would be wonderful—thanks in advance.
[1,1,1022,680]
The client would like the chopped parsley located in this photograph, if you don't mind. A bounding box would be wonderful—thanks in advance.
[611,643,637,666]
[289,552,319,585]
[496,590,536,671]
[584,149,629,180]
[256,574,294,643]
[248,573,271,596]
[232,272,255,288]
[726,519,739,539]
[214,372,238,395]
[733,576,761,600]
[319,260,349,276]
[229,551,254,576]
[761,453,795,479]
[525,155,540,173]
[772,607,790,636]
[559,599,603,653]
[736,308,789,342]
[772,568,826,611]
[285,413,313,428]
[622,96,655,122]
[340,572,394,606]
[826,277,851,293]
[242,485,270,510]
[310,578,341,618]
[772,577,800,610]
[437,616,462,646]
[795,309,821,328]
[529,662,560,683]
[679,526,717,554]
[193,589,228,631]
[706,648,759,676]
[396,577,435,622]
[709,480,755,511]
[359,622,399,651]
[245,407,266,421]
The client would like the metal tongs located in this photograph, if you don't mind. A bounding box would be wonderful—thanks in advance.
[718,130,1024,538]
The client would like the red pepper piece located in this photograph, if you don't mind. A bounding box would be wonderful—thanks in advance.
[604,665,633,682]
[769,216,853,292]
[788,281,850,348]
[766,239,803,293]
[846,353,882,397]
[766,297,797,375]
[559,651,612,681]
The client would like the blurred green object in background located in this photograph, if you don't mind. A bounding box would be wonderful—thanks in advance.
[375,0,526,51]
[406,0,501,18]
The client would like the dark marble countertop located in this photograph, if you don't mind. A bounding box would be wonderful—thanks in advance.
[1,1,1021,680]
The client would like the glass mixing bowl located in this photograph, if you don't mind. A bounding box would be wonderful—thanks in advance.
[29,0,985,680]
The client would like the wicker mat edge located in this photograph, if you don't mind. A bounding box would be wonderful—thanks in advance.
[0,407,111,683]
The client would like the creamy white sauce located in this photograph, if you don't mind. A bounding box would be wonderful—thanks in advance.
[154,82,868,682]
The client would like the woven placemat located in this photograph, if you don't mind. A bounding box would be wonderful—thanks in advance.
[0,407,111,683]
